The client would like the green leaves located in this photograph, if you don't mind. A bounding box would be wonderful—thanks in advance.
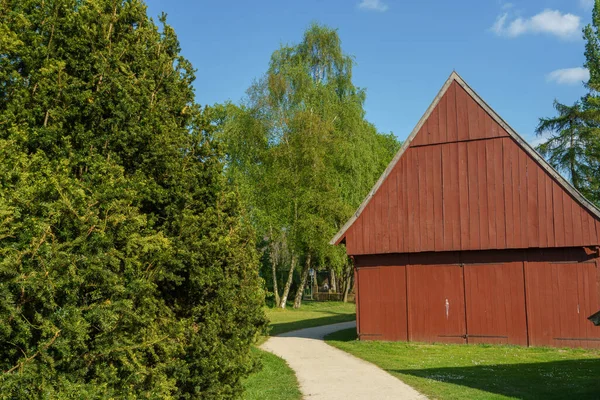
[0,1,265,398]
[220,24,399,289]
[537,0,600,206]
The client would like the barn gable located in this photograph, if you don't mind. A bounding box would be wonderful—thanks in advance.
[332,72,600,255]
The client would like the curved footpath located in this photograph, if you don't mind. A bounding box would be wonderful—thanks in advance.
[260,321,427,400]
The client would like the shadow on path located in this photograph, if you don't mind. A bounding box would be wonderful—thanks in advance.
[270,316,355,337]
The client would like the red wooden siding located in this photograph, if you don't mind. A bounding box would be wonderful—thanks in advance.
[356,265,408,341]
[356,267,381,339]
[525,252,600,348]
[463,262,528,345]
[343,74,600,349]
[343,79,600,255]
[409,81,508,147]
[354,249,600,348]
[347,137,600,257]
[345,135,600,255]
[407,256,467,344]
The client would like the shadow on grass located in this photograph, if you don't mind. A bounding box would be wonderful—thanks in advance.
[269,314,356,336]
[325,328,600,399]
[394,359,600,400]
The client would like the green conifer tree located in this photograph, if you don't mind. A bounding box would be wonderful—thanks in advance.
[0,1,265,398]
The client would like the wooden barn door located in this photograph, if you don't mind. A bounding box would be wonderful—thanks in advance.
[356,266,408,341]
[407,264,466,343]
[356,267,382,340]
[463,262,528,345]
[525,258,600,348]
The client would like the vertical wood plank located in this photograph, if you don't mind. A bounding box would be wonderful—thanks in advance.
[427,146,436,250]
[374,183,383,254]
[396,158,405,252]
[581,206,591,245]
[477,139,489,249]
[537,165,548,248]
[519,149,529,247]
[381,174,390,253]
[495,138,507,249]
[486,139,497,248]
[447,82,458,142]
[563,191,574,247]
[363,199,372,254]
[450,143,461,249]
[467,94,480,140]
[442,144,452,250]
[545,173,555,247]
[458,142,469,249]
[411,123,424,147]
[590,213,598,245]
[419,147,430,251]
[572,193,583,245]
[354,213,364,255]
[433,146,444,250]
[527,157,539,248]
[553,183,565,246]
[389,167,399,252]
[401,156,409,252]
[484,111,493,139]
[503,138,515,248]
[456,84,470,141]
[429,105,440,145]
[439,91,448,143]
[510,139,522,247]
[477,101,487,140]
[467,141,480,249]
[409,149,421,252]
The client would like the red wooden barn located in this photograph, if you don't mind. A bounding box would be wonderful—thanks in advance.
[331,72,600,348]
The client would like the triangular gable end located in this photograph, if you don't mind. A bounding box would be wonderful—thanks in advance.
[331,72,600,250]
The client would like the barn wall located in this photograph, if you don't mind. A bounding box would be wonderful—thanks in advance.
[345,104,600,255]
[354,248,600,348]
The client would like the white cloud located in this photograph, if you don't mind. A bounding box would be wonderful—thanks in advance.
[502,3,514,10]
[546,67,590,84]
[358,0,388,12]
[491,9,581,39]
[528,134,549,148]
[580,0,594,10]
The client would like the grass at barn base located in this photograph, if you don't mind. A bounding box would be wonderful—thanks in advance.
[242,301,356,400]
[325,328,600,400]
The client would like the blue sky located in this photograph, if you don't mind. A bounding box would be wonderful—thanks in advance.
[145,0,594,145]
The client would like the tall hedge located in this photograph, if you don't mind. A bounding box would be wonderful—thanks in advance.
[0,0,266,398]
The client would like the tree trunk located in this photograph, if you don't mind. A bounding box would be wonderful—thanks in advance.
[269,236,280,306]
[279,255,296,309]
[293,254,311,309]
[343,266,352,303]
[329,268,336,293]
[271,255,280,306]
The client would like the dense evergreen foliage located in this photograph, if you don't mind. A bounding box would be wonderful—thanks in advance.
[0,0,265,398]
[536,0,600,205]
[221,24,400,308]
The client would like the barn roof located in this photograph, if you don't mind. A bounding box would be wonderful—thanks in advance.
[331,71,600,246]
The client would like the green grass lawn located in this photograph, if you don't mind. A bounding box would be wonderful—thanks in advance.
[242,301,356,400]
[242,347,302,400]
[266,300,356,336]
[325,328,600,400]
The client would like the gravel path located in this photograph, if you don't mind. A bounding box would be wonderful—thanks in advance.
[260,321,427,400]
